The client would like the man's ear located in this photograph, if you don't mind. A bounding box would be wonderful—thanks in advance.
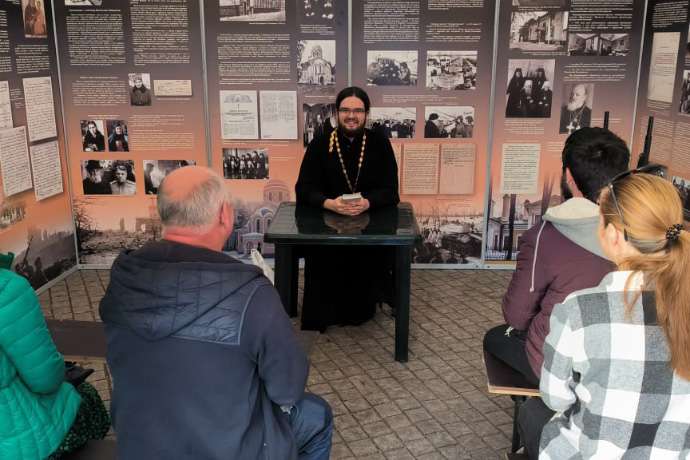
[220,202,234,228]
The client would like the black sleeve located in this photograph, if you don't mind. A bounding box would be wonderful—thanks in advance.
[295,139,328,208]
[363,136,400,209]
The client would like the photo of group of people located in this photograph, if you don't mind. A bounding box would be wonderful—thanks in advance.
[219,0,286,22]
[672,176,690,215]
[21,0,47,38]
[297,41,335,90]
[144,160,195,195]
[426,51,477,91]
[303,103,336,146]
[80,120,129,152]
[303,0,333,20]
[505,59,554,118]
[81,160,136,196]
[367,108,416,139]
[128,73,152,106]
[510,10,568,52]
[367,51,418,86]
[680,71,690,115]
[568,33,631,56]
[223,148,269,180]
[424,107,475,138]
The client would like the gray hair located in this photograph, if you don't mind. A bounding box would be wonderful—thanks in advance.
[157,170,230,228]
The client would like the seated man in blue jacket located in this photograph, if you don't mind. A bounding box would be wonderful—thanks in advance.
[100,166,332,460]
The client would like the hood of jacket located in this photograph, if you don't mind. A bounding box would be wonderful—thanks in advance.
[100,249,264,341]
[542,197,605,258]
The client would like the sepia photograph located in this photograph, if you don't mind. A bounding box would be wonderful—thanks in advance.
[297,40,336,90]
[81,160,136,196]
[414,212,483,264]
[424,106,475,138]
[0,200,26,232]
[505,59,555,118]
[128,73,152,106]
[568,33,630,56]
[303,0,334,21]
[559,83,594,134]
[672,175,690,216]
[80,120,106,152]
[680,70,690,115]
[367,107,416,139]
[367,51,418,86]
[106,120,129,152]
[143,160,195,195]
[303,103,336,146]
[22,0,47,38]
[219,0,286,22]
[223,148,269,180]
[510,10,568,52]
[65,0,102,5]
[426,51,477,91]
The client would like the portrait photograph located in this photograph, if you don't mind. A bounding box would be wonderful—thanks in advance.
[426,51,477,91]
[297,40,336,92]
[510,10,568,52]
[81,160,136,196]
[559,83,594,134]
[424,106,475,139]
[568,33,630,56]
[303,103,336,146]
[80,120,106,152]
[22,0,47,38]
[106,120,129,152]
[505,58,555,118]
[219,0,286,22]
[143,160,195,195]
[680,70,690,115]
[128,73,152,106]
[367,50,418,86]
[367,107,416,139]
[223,148,269,180]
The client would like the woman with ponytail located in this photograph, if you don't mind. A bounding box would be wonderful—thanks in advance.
[518,170,690,459]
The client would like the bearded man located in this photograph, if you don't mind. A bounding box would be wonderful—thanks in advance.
[559,83,592,134]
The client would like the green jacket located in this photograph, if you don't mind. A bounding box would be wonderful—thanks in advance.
[0,269,81,459]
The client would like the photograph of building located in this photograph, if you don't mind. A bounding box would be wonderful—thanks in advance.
[297,40,336,87]
[219,0,285,22]
[510,10,568,52]
[568,33,630,56]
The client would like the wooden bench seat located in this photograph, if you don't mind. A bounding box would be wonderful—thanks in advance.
[64,439,116,459]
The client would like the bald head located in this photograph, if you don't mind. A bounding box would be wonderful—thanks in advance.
[157,166,230,230]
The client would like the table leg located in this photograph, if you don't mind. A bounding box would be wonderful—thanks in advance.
[274,244,298,317]
[393,245,411,362]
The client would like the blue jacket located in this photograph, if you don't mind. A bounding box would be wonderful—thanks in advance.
[99,240,309,460]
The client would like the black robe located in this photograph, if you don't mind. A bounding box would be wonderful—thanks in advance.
[295,128,400,331]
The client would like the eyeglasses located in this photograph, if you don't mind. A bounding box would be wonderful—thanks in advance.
[606,164,667,241]
[338,108,366,115]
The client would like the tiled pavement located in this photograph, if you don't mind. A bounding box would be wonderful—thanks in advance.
[39,268,517,459]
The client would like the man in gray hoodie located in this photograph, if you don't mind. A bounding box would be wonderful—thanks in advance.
[483,127,630,385]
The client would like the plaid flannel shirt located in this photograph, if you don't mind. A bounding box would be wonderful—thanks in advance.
[539,271,690,459]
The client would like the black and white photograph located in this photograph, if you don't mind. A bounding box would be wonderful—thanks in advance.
[367,107,416,139]
[297,41,335,91]
[80,120,106,152]
[0,200,26,232]
[128,73,152,106]
[223,148,269,180]
[510,10,568,52]
[367,51,418,86]
[302,0,334,20]
[426,51,477,91]
[672,175,690,215]
[679,70,690,115]
[106,120,129,152]
[505,59,555,118]
[559,83,593,134]
[512,0,566,6]
[568,33,630,56]
[424,106,475,138]
[65,0,102,5]
[686,24,690,58]
[22,0,47,38]
[81,160,136,196]
[303,103,336,146]
[414,213,483,264]
[219,0,286,22]
[143,160,195,195]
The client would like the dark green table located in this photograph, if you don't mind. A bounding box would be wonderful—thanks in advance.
[264,202,419,362]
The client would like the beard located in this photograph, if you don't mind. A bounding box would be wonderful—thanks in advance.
[338,119,365,138]
[567,99,585,112]
[560,173,573,201]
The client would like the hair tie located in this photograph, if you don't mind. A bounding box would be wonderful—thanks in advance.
[665,223,684,242]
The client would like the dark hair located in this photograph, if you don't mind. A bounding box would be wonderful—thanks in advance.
[85,160,102,172]
[428,113,439,120]
[335,86,370,112]
[562,127,630,202]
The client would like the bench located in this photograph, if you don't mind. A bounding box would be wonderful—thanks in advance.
[65,439,116,459]
[483,350,540,453]
[47,319,107,361]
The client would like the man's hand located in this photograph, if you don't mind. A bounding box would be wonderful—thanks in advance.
[323,197,370,216]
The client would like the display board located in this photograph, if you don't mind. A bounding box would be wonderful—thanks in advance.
[53,0,209,265]
[631,0,690,218]
[0,0,76,289]
[485,0,646,262]
[351,0,496,266]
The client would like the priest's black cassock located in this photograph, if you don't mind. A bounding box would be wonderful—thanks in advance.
[295,128,400,331]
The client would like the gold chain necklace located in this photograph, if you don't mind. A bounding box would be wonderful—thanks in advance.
[329,129,366,193]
